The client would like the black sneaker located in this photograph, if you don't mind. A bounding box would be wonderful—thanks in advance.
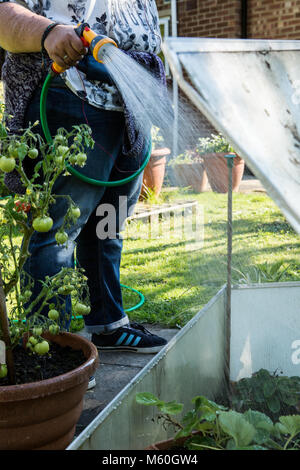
[91,322,167,354]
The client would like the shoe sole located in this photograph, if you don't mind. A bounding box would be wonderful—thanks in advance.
[95,345,165,354]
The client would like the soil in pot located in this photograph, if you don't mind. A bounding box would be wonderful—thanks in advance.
[0,342,86,386]
[0,332,98,450]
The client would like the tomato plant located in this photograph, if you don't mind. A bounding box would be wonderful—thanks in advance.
[0,113,94,385]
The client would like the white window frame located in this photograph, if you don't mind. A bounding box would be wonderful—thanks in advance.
[159,16,170,77]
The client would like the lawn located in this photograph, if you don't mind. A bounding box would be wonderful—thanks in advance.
[120,188,300,328]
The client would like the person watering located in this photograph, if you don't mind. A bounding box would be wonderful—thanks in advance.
[0,0,168,371]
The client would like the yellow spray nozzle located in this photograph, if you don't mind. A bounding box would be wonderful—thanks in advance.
[51,23,118,75]
[80,25,118,63]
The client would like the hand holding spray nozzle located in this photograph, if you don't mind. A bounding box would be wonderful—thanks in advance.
[51,22,118,75]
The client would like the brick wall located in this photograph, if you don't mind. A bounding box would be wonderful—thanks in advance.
[248,0,300,39]
[156,0,300,41]
[156,0,242,38]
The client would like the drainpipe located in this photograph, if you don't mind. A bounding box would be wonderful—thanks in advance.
[171,0,178,159]
[241,0,248,38]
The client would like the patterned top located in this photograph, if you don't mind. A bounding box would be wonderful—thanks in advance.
[0,0,162,112]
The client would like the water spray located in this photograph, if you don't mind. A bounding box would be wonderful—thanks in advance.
[40,22,152,187]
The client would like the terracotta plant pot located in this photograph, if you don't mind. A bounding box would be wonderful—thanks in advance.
[0,332,99,450]
[172,162,208,193]
[140,147,170,198]
[202,153,245,193]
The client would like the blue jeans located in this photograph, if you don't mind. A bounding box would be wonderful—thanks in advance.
[23,80,146,333]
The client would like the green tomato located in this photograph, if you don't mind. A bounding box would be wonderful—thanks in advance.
[48,309,59,321]
[49,324,60,335]
[71,207,81,219]
[34,340,50,355]
[76,153,87,167]
[58,285,74,295]
[23,290,32,301]
[54,135,67,145]
[55,231,68,245]
[29,336,38,346]
[28,148,39,159]
[0,156,16,173]
[54,155,64,166]
[33,216,53,233]
[74,303,91,316]
[33,327,43,336]
[0,364,8,379]
[69,155,77,165]
[57,145,69,156]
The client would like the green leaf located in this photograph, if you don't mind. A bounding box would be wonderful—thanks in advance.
[17,143,28,159]
[191,395,226,421]
[263,380,275,398]
[159,400,183,415]
[279,415,300,438]
[281,393,299,407]
[266,395,281,414]
[275,422,289,435]
[135,392,163,407]
[243,409,274,444]
[192,395,227,412]
[218,411,256,447]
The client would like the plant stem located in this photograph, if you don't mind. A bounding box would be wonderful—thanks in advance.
[189,443,221,451]
[284,434,296,450]
[0,266,16,385]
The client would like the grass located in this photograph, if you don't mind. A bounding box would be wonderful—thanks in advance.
[120,188,300,328]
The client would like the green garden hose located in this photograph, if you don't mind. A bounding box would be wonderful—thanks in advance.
[39,71,148,316]
[40,72,152,187]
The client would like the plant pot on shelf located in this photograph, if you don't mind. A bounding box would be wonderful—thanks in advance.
[202,153,245,194]
[140,147,170,198]
[172,162,208,193]
[0,332,99,450]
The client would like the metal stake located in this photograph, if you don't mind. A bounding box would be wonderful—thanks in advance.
[225,153,235,399]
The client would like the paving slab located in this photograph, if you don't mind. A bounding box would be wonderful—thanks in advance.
[74,325,179,438]
[238,177,266,193]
